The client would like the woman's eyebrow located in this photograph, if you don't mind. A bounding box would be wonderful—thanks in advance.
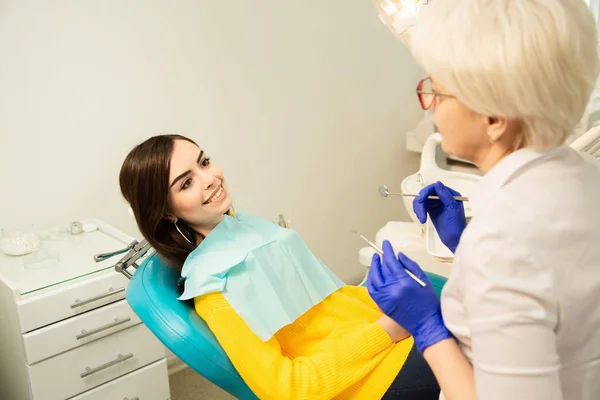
[170,150,204,188]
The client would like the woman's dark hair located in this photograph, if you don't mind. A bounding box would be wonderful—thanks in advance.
[119,134,202,273]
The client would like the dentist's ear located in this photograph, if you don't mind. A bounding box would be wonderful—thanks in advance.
[486,116,511,143]
[487,116,523,146]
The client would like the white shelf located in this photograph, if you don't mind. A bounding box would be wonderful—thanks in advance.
[0,219,134,295]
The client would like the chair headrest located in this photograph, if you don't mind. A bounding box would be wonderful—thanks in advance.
[570,125,600,157]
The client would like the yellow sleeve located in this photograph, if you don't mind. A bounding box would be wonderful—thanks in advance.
[195,292,395,400]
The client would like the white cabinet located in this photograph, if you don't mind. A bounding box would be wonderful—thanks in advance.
[0,220,171,400]
[69,359,170,400]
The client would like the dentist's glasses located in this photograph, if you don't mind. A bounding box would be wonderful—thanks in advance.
[416,77,455,110]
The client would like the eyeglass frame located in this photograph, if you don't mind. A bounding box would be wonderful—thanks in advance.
[415,77,455,110]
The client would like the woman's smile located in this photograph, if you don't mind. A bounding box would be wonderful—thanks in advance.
[204,185,226,205]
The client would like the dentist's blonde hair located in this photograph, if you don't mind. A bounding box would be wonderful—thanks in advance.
[411,0,599,150]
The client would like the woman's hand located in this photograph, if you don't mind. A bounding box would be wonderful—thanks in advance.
[376,314,410,342]
[413,181,467,253]
[368,240,453,353]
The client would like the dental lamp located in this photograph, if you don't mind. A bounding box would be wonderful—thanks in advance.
[373,0,438,157]
[372,0,429,46]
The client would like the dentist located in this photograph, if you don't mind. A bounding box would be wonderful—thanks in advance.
[367,1,600,399]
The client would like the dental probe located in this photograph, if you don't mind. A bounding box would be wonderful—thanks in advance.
[352,231,427,287]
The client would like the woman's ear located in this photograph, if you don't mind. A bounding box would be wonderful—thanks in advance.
[164,214,177,223]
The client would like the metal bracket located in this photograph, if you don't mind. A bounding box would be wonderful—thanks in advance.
[277,213,291,229]
[93,239,153,280]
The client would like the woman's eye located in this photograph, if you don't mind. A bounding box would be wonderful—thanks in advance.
[201,157,211,167]
[181,178,192,190]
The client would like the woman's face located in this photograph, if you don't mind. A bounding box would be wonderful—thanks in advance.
[430,78,490,164]
[167,139,232,235]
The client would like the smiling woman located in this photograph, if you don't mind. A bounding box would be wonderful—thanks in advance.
[119,134,234,272]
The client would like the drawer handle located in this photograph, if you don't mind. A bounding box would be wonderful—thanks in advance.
[123,397,139,400]
[80,352,133,378]
[76,317,132,340]
[70,287,125,309]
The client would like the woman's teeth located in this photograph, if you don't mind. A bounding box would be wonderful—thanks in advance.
[206,187,224,204]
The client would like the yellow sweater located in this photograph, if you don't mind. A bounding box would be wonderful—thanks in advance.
[194,285,413,400]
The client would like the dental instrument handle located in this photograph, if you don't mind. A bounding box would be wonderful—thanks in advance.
[380,184,468,201]
[399,193,468,202]
[93,240,137,262]
[353,231,427,287]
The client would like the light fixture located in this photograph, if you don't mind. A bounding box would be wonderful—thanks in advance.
[372,0,428,46]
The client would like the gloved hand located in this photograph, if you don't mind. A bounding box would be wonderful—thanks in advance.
[413,181,467,253]
[368,240,453,353]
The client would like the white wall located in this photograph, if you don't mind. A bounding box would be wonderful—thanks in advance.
[0,0,423,284]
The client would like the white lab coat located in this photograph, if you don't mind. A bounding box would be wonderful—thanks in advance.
[440,145,600,400]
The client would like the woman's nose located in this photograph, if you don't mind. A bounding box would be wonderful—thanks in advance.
[198,170,216,188]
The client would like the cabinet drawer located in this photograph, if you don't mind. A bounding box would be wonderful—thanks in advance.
[70,358,170,400]
[23,299,141,364]
[28,323,165,400]
[17,271,129,333]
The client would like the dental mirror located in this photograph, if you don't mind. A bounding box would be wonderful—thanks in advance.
[378,184,469,202]
[378,184,403,197]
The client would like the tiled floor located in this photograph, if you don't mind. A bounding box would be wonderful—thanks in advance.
[169,367,235,400]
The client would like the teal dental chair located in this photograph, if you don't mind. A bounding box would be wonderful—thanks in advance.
[102,240,447,400]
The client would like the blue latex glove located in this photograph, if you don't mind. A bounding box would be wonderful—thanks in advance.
[368,240,453,353]
[413,181,467,253]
